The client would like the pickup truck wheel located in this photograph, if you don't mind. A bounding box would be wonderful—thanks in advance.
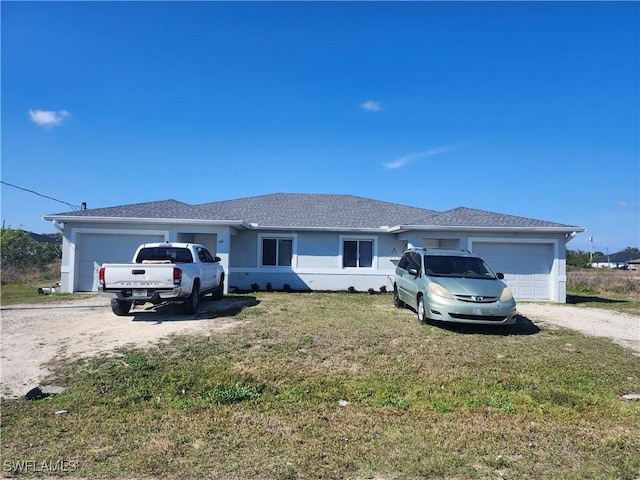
[213,274,224,300]
[184,281,200,314]
[111,299,132,316]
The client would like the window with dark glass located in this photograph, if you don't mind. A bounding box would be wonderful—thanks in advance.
[262,238,292,267]
[343,240,373,268]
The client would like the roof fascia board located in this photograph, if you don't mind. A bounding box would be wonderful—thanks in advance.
[246,225,387,233]
[42,215,250,229]
[388,225,586,234]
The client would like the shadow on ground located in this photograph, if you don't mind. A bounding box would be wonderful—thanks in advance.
[131,295,260,323]
[567,294,627,305]
[424,314,540,336]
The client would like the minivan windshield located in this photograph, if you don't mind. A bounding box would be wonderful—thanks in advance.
[423,255,496,279]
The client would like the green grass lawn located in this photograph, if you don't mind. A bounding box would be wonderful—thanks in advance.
[0,283,91,306]
[2,292,639,479]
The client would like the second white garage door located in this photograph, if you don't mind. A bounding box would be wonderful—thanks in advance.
[472,242,553,301]
[76,233,165,292]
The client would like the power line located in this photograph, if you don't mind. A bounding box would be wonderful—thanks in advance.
[1,180,81,210]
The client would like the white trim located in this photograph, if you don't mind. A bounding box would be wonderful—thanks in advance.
[468,237,560,302]
[339,235,378,270]
[391,225,585,234]
[43,215,249,228]
[257,233,298,270]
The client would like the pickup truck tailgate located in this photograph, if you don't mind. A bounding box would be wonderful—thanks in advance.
[100,263,177,289]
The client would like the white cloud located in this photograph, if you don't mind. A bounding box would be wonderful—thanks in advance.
[29,109,70,127]
[617,201,640,207]
[360,100,383,112]
[384,146,454,169]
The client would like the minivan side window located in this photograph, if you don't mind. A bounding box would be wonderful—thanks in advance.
[410,252,422,274]
[398,253,411,270]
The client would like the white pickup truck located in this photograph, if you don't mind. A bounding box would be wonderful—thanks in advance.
[98,242,224,316]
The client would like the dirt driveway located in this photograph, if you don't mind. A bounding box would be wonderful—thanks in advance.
[0,295,258,399]
[1,295,639,399]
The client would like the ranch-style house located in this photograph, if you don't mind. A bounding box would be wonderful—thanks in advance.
[43,193,586,302]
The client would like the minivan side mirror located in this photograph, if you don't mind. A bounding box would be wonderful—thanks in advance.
[408,268,419,277]
[496,272,504,279]
[214,256,221,263]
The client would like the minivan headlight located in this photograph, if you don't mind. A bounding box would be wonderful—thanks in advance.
[429,282,453,299]
[500,287,514,302]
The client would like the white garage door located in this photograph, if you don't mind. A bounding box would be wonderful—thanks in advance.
[76,233,165,292]
[472,242,553,300]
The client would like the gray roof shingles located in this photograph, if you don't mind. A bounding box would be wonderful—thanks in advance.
[47,194,581,230]
[413,207,572,228]
[592,251,640,263]
[49,199,214,220]
[197,193,439,228]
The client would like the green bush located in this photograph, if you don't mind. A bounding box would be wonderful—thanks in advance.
[0,227,61,284]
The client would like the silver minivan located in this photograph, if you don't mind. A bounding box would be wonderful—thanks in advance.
[393,248,517,325]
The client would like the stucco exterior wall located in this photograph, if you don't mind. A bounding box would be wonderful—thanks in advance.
[227,229,405,292]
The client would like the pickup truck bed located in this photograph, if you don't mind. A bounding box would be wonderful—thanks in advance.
[99,243,224,315]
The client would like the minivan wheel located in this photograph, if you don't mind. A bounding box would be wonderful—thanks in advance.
[393,286,405,308]
[417,296,428,323]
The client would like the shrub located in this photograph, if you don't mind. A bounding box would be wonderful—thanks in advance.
[1,228,61,284]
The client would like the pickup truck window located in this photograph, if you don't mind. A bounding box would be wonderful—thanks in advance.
[197,247,215,263]
[136,247,193,264]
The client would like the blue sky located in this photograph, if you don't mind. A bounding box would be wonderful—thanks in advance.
[2,1,638,254]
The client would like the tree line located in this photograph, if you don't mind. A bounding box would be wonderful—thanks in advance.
[567,247,640,268]
[0,227,62,284]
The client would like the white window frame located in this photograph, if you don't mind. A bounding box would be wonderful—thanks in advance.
[339,235,377,270]
[258,234,297,269]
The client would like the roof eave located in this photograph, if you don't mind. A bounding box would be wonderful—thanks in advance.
[42,215,250,228]
[388,225,587,234]
[246,224,388,233]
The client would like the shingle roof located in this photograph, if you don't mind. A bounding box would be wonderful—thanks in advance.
[196,193,438,228]
[45,194,582,231]
[592,251,640,263]
[412,207,573,228]
[48,199,214,220]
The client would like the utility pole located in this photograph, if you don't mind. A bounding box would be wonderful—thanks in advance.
[589,236,593,264]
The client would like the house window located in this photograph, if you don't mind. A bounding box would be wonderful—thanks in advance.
[261,237,293,267]
[343,239,374,268]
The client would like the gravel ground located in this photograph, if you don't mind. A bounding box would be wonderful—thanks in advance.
[1,295,639,399]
